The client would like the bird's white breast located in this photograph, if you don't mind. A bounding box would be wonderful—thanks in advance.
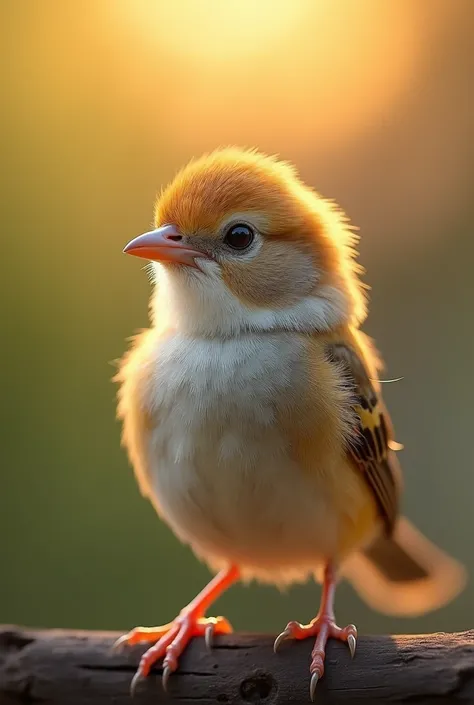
[142,332,341,582]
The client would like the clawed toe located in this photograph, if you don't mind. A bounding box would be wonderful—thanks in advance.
[161,664,173,692]
[309,673,319,702]
[130,671,144,697]
[347,632,357,658]
[275,615,358,700]
[273,627,292,653]
[115,614,233,695]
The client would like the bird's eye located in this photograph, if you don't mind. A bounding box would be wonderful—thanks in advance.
[223,223,255,250]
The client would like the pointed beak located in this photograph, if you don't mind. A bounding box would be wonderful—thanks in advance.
[123,224,208,269]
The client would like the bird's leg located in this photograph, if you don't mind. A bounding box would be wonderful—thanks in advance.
[274,562,357,701]
[113,564,239,694]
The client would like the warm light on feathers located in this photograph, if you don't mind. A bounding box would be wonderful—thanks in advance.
[155,148,367,326]
[116,147,465,692]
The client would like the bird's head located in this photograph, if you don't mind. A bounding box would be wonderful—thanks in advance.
[124,148,366,337]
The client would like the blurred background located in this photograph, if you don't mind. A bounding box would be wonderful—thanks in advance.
[2,0,473,636]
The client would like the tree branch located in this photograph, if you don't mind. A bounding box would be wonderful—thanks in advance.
[0,626,473,704]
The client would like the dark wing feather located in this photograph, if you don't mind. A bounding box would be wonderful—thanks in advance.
[326,341,400,535]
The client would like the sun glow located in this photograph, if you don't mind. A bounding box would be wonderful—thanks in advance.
[114,0,431,152]
[124,0,310,63]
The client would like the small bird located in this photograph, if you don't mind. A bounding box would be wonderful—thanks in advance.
[115,148,465,699]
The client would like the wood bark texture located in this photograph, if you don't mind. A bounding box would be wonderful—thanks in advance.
[1,626,473,705]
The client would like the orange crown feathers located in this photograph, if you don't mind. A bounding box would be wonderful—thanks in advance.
[155,147,367,325]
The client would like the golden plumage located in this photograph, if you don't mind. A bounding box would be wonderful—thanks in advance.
[156,148,367,322]
[116,147,466,697]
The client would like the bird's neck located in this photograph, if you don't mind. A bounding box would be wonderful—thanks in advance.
[150,266,350,338]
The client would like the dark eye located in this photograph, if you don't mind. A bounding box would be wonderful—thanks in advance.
[224,223,255,250]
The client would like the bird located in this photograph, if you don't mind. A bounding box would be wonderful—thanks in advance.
[114,147,465,700]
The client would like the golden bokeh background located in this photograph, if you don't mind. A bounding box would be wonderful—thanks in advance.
[2,0,473,636]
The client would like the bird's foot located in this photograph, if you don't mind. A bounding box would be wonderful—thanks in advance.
[114,613,233,694]
[273,563,355,701]
[274,616,357,700]
[112,565,238,695]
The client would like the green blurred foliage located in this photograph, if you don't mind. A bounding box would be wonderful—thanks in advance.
[1,1,473,637]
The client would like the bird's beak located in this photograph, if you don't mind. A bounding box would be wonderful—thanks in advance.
[123,224,207,269]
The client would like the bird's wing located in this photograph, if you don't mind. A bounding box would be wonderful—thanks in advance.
[326,338,401,535]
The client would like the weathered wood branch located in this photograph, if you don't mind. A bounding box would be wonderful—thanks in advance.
[0,626,473,704]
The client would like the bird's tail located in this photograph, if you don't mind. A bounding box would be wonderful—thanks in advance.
[343,516,466,616]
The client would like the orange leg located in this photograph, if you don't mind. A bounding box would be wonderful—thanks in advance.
[274,563,357,701]
[114,564,239,694]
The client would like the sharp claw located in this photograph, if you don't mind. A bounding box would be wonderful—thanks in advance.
[111,635,127,653]
[347,634,356,659]
[162,665,172,691]
[310,673,319,701]
[273,628,292,653]
[205,623,214,651]
[130,671,143,697]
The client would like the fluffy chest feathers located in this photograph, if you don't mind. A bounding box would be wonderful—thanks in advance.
[120,330,378,581]
[150,333,302,451]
